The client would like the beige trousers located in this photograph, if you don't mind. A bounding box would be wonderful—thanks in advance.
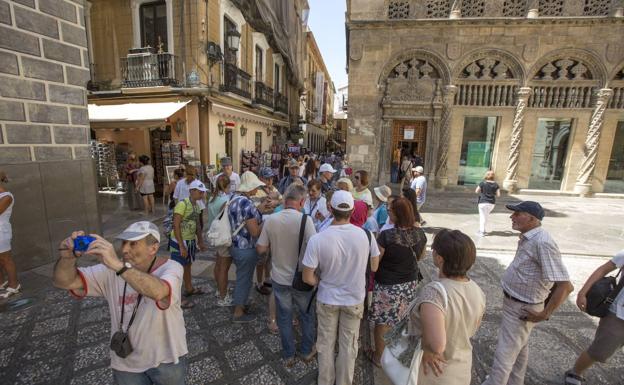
[316,301,364,385]
[482,296,544,385]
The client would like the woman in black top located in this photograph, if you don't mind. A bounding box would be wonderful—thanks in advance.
[475,170,500,237]
[366,197,427,367]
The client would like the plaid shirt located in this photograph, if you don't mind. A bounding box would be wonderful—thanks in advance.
[227,194,262,249]
[501,226,570,304]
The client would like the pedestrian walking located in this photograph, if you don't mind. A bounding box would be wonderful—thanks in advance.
[564,249,624,385]
[404,229,485,385]
[0,171,19,299]
[302,190,381,385]
[352,170,373,208]
[123,153,141,210]
[207,175,233,307]
[53,222,187,384]
[475,170,500,237]
[367,197,426,367]
[256,184,317,366]
[391,145,401,183]
[228,171,268,322]
[216,157,240,195]
[399,156,412,189]
[482,201,574,385]
[170,180,208,309]
[136,155,156,216]
[409,166,427,213]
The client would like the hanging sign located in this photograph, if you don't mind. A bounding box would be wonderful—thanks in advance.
[403,127,415,140]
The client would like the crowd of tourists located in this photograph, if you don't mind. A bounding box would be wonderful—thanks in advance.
[0,152,612,385]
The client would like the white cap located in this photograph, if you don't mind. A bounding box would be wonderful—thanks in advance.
[189,179,208,192]
[331,190,354,211]
[319,163,337,173]
[412,166,424,173]
[116,221,161,243]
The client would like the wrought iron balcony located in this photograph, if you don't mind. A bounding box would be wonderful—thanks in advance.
[254,81,274,109]
[275,91,288,114]
[220,63,252,99]
[120,52,181,88]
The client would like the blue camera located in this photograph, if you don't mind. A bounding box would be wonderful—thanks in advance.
[73,235,96,252]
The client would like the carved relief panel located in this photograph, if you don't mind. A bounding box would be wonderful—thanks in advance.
[539,0,564,16]
[426,0,451,18]
[583,0,612,16]
[503,0,528,17]
[384,58,443,103]
[533,59,594,81]
[461,0,486,17]
[388,1,410,19]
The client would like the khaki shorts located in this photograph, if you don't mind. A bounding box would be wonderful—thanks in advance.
[215,246,231,258]
[587,312,624,362]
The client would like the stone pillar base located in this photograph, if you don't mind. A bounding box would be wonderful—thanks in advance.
[435,176,448,190]
[503,179,518,193]
[574,183,592,197]
[450,10,461,19]
[527,8,539,18]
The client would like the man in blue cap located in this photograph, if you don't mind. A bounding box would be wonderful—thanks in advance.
[482,201,573,385]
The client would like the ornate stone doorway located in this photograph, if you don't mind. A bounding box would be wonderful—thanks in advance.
[392,120,427,169]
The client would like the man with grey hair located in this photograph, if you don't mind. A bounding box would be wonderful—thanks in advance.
[53,221,187,383]
[256,184,317,366]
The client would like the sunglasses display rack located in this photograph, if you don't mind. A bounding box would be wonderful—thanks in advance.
[90,140,120,190]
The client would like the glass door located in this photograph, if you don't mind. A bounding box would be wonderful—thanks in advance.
[457,117,498,185]
[604,121,624,193]
[528,118,572,190]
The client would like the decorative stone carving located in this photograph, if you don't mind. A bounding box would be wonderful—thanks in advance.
[615,67,624,80]
[426,0,451,18]
[606,44,624,64]
[539,0,564,16]
[534,59,594,81]
[349,42,363,61]
[446,43,462,60]
[570,62,588,79]
[504,87,533,192]
[459,58,516,80]
[388,1,410,19]
[436,85,458,184]
[575,88,613,194]
[523,41,539,61]
[583,0,612,16]
[503,0,528,17]
[462,0,486,17]
[493,62,509,79]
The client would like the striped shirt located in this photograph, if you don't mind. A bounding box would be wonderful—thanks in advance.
[501,226,570,304]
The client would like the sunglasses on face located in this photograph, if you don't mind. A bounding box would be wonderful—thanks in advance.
[354,176,360,180]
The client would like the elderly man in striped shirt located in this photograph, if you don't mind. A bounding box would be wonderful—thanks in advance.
[482,201,574,385]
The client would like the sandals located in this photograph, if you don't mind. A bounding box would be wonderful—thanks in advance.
[181,299,195,309]
[0,280,8,290]
[364,349,381,368]
[0,284,21,299]
[564,370,586,385]
[268,319,279,335]
[184,288,205,297]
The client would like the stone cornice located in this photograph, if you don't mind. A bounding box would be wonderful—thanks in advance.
[348,17,624,30]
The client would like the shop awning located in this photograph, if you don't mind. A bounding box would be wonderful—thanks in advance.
[88,100,191,123]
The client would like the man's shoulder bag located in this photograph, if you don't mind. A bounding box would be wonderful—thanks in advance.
[586,268,624,318]
[292,214,314,292]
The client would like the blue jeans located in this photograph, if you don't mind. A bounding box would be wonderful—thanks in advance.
[273,282,316,358]
[112,356,187,385]
[230,247,259,306]
[391,162,399,183]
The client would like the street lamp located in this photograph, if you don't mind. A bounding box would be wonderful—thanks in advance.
[266,126,272,137]
[218,121,225,136]
[240,124,247,137]
[226,29,241,52]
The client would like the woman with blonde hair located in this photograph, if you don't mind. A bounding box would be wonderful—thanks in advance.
[336,177,353,193]
[0,171,19,299]
[352,170,373,208]
[475,170,500,237]
[208,174,233,306]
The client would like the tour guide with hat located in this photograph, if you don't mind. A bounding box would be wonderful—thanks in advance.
[170,179,207,304]
[278,159,307,194]
[319,163,337,194]
[482,201,573,385]
[228,171,268,323]
[53,222,188,383]
[302,190,381,385]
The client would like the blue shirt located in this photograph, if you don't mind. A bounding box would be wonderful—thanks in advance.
[228,194,262,249]
[374,204,388,227]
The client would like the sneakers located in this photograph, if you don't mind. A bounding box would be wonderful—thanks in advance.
[232,313,256,323]
[216,294,233,307]
[564,370,586,385]
[0,280,7,290]
[0,284,21,299]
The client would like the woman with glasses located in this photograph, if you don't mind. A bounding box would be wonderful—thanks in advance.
[352,170,373,208]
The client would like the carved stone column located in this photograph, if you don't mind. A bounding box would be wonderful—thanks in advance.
[503,87,533,192]
[450,0,462,19]
[527,0,539,18]
[574,88,613,196]
[378,119,392,185]
[435,85,458,188]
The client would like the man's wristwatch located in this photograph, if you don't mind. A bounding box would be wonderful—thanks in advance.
[116,262,132,276]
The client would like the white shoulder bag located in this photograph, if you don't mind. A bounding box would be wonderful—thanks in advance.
[205,199,245,247]
[380,281,448,385]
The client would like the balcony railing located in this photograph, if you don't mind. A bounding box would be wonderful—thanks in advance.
[120,52,181,88]
[220,63,252,99]
[254,81,274,108]
[275,91,288,114]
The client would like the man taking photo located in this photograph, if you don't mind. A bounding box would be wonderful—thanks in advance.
[53,221,187,384]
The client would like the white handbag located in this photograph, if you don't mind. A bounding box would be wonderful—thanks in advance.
[380,281,448,385]
[205,200,245,247]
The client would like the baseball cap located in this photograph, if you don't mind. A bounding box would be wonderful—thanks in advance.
[319,163,337,173]
[505,201,545,221]
[331,190,355,211]
[412,166,424,173]
[288,159,299,168]
[259,167,276,178]
[117,221,161,243]
[189,179,208,192]
[221,157,232,166]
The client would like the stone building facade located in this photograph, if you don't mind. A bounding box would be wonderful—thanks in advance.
[347,0,624,195]
[0,0,98,270]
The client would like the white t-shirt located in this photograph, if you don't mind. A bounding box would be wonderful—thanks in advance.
[410,176,427,205]
[173,179,205,210]
[303,223,380,306]
[257,209,316,286]
[609,250,624,320]
[71,260,187,372]
[303,197,330,229]
[216,172,240,195]
[380,222,395,232]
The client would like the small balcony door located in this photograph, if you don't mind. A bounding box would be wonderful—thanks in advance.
[140,1,167,52]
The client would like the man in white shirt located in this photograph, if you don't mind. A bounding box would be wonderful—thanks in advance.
[173,165,206,211]
[409,166,427,210]
[53,221,187,384]
[256,184,317,365]
[215,157,240,195]
[303,191,380,385]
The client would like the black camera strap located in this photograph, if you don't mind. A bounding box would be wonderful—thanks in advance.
[118,256,157,332]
